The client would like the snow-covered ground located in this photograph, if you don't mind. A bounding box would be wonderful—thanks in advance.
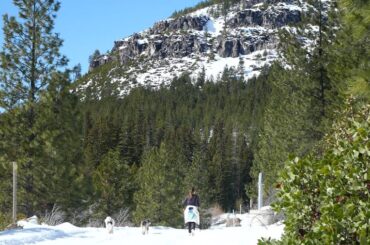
[0,214,284,245]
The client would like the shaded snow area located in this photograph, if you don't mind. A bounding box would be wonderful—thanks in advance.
[0,213,284,245]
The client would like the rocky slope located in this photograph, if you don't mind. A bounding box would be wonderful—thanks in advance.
[79,0,313,97]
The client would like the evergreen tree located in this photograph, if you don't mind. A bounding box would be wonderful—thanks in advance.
[183,133,211,208]
[208,119,233,209]
[249,63,319,199]
[71,64,82,81]
[0,0,67,216]
[89,49,100,64]
[229,125,251,205]
[237,57,245,78]
[0,149,12,229]
[279,0,339,124]
[329,0,370,103]
[92,149,134,216]
[250,1,342,199]
[88,49,101,64]
[133,143,185,227]
[222,0,230,37]
[34,71,85,212]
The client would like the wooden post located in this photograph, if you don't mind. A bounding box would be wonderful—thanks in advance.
[12,162,17,225]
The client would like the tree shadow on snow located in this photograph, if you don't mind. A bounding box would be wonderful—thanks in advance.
[0,227,85,245]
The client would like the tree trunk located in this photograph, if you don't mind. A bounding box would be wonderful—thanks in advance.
[24,0,38,217]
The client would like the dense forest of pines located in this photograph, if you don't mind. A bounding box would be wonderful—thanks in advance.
[0,0,369,242]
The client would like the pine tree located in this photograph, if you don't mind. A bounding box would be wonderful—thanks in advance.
[237,57,245,78]
[34,71,85,212]
[222,0,230,37]
[0,147,12,228]
[249,63,318,199]
[279,0,339,124]
[92,149,134,216]
[183,136,211,207]
[0,0,67,216]
[250,1,342,199]
[328,0,370,103]
[133,143,185,227]
[229,125,250,205]
[88,49,101,64]
[71,64,82,81]
[208,119,233,209]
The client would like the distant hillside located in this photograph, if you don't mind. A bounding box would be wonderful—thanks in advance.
[77,0,318,98]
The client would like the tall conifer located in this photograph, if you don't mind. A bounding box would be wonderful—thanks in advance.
[0,0,67,216]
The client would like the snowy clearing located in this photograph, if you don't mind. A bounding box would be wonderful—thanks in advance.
[0,215,284,245]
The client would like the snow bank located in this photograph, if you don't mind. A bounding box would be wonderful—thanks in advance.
[1,212,284,245]
[0,223,284,245]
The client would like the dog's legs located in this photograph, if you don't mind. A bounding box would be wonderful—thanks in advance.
[108,225,113,234]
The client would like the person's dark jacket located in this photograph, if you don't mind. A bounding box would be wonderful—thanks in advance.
[183,194,200,207]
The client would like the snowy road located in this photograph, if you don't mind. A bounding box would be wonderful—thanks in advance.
[0,221,284,245]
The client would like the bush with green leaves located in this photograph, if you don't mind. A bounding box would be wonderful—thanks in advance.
[260,102,370,244]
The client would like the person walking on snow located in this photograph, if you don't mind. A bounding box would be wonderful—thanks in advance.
[183,187,200,235]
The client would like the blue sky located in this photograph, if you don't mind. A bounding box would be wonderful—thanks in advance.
[0,0,203,74]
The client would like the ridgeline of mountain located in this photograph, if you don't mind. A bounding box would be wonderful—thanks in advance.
[78,0,314,97]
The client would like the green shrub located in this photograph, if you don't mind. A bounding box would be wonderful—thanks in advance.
[264,102,370,244]
[258,237,280,245]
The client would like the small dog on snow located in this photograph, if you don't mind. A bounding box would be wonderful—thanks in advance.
[140,219,151,235]
[104,216,115,234]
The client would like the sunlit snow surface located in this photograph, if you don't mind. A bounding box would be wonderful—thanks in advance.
[0,216,284,245]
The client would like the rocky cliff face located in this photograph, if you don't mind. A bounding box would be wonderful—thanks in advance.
[84,0,311,96]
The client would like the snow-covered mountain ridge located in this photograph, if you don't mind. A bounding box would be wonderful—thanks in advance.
[78,0,313,97]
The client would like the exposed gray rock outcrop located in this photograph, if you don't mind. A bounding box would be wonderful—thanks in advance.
[89,55,113,70]
[217,38,245,57]
[229,7,301,29]
[89,0,303,71]
[114,33,209,64]
[151,16,209,34]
